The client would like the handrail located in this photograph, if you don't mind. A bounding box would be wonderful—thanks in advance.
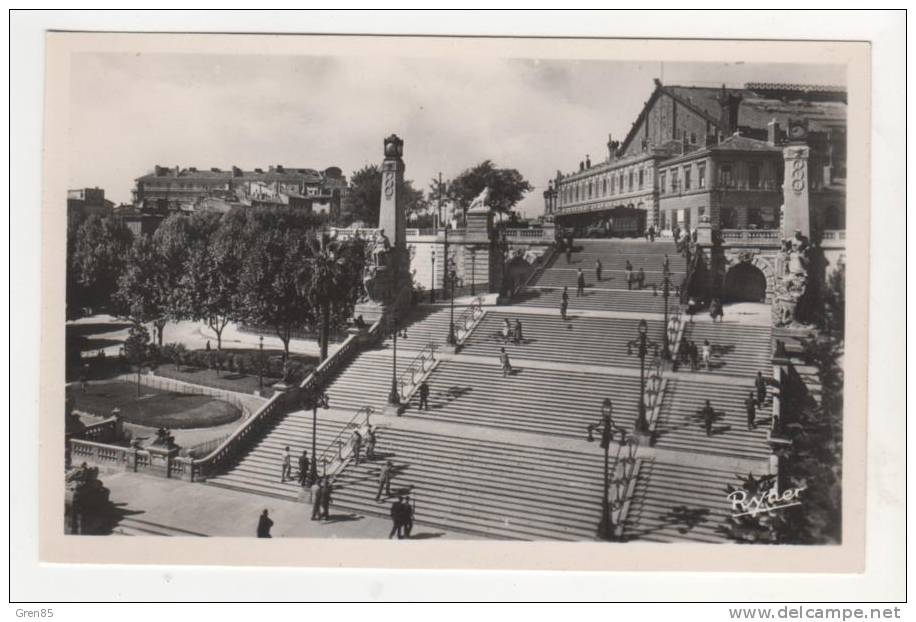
[190,318,384,480]
[396,342,439,402]
[317,406,374,483]
[454,296,485,344]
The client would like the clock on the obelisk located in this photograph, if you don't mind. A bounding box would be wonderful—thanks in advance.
[787,119,808,142]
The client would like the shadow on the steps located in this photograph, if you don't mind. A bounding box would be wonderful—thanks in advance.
[321,513,363,524]
[406,531,445,540]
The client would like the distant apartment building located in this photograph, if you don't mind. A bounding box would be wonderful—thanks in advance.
[547,80,847,235]
[67,187,114,219]
[131,164,349,218]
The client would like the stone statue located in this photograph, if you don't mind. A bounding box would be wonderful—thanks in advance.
[468,187,490,211]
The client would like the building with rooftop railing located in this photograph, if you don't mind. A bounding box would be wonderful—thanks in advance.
[549,80,847,235]
[131,164,349,218]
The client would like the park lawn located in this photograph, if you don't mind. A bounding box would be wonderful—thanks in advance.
[72,381,242,429]
[156,347,318,396]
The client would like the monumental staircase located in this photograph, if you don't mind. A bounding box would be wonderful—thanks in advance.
[127,238,779,542]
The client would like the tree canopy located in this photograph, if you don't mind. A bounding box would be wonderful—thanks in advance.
[447,160,532,215]
[340,164,426,226]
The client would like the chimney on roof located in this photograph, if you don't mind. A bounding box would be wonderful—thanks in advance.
[211,167,221,173]
[767,119,781,146]
[189,167,197,172]
[579,161,584,172]
[716,84,743,136]
[232,166,242,177]
[585,155,591,168]
[276,165,284,173]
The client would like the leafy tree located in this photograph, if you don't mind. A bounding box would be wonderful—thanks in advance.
[449,160,533,216]
[238,227,317,361]
[123,321,151,396]
[305,234,369,362]
[117,235,171,345]
[161,343,187,372]
[340,164,426,226]
[71,215,134,314]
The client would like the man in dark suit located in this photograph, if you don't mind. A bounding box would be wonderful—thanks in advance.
[297,450,309,486]
[402,494,415,538]
[755,371,768,406]
[320,477,333,520]
[745,392,757,430]
[576,269,586,297]
[256,509,273,538]
[418,381,430,411]
[389,496,405,539]
[700,400,716,437]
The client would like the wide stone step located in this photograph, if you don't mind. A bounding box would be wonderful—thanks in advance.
[516,287,670,314]
[532,268,686,292]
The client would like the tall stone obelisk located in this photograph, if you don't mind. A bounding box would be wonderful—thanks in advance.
[378,134,407,250]
[782,143,811,238]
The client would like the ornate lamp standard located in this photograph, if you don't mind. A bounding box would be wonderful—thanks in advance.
[586,398,617,541]
[445,255,458,346]
[302,388,330,485]
[387,311,408,406]
[430,250,436,303]
[258,335,264,392]
[626,319,660,435]
[652,260,681,360]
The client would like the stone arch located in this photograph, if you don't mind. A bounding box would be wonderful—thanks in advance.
[723,251,777,303]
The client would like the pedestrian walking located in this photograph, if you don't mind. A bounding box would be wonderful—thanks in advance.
[297,449,310,486]
[595,258,603,282]
[625,259,633,272]
[689,341,700,372]
[351,430,363,465]
[403,494,415,538]
[701,339,712,371]
[663,253,670,272]
[389,496,406,539]
[576,268,586,297]
[560,297,568,320]
[501,318,512,344]
[310,479,322,520]
[320,477,333,519]
[366,425,377,460]
[256,509,273,538]
[513,318,523,345]
[280,446,292,483]
[418,380,430,411]
[678,334,690,366]
[376,460,394,501]
[625,267,633,290]
[565,246,573,264]
[205,340,211,352]
[648,225,656,243]
[637,267,646,290]
[755,371,768,406]
[499,347,513,377]
[700,400,715,437]
[745,392,757,430]
[710,298,724,323]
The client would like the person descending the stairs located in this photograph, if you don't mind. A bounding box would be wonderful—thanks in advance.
[403,494,415,538]
[701,339,712,371]
[280,446,292,483]
[700,400,716,437]
[689,340,700,372]
[755,371,768,406]
[636,267,646,290]
[418,381,430,411]
[663,253,670,272]
[351,429,363,465]
[320,477,333,520]
[297,449,310,486]
[745,392,757,430]
[376,460,394,501]
[499,347,513,377]
[625,263,633,290]
[576,268,586,297]
[709,298,724,323]
[366,425,377,460]
[513,318,523,345]
[678,334,690,367]
[501,318,512,344]
[595,258,603,282]
[560,287,569,320]
[389,495,406,539]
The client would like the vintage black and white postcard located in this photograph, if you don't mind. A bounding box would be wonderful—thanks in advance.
[33,27,883,583]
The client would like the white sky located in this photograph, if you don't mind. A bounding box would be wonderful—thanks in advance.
[68,54,845,218]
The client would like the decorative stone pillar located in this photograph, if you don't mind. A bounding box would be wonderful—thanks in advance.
[147,445,180,478]
[379,134,407,250]
[782,145,811,238]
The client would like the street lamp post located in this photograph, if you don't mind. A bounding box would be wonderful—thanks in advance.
[430,251,436,303]
[470,247,476,296]
[627,319,660,435]
[388,312,408,405]
[303,388,329,485]
[446,256,458,346]
[586,398,617,541]
[652,261,681,360]
[258,335,264,392]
